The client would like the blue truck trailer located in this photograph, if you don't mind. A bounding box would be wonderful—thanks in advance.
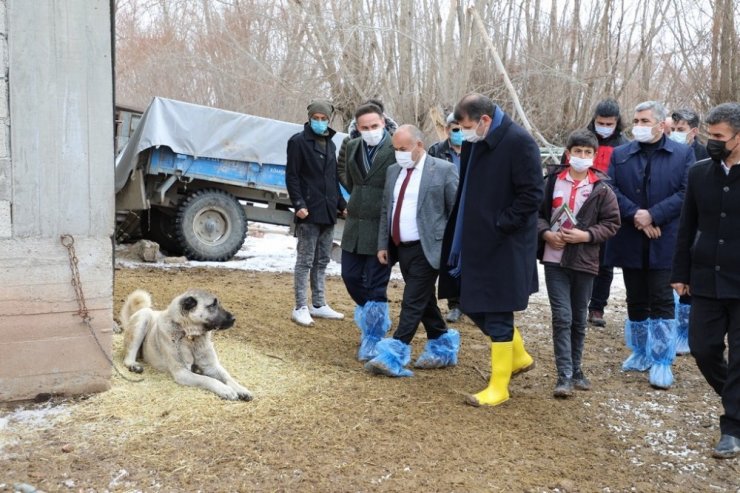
[114,97,348,261]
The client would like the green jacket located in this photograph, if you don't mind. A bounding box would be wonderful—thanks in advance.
[339,134,395,255]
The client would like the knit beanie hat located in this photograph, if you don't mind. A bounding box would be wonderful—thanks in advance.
[307,99,334,119]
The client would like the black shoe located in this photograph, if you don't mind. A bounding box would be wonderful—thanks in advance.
[573,370,592,391]
[446,308,462,323]
[553,377,574,398]
[712,434,740,459]
[588,310,606,327]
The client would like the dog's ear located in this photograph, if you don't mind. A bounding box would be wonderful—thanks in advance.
[181,296,198,312]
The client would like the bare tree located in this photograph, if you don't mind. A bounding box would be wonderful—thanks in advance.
[114,0,736,145]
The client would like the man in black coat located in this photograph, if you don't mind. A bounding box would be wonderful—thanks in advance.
[671,102,740,459]
[439,93,544,407]
[285,99,347,327]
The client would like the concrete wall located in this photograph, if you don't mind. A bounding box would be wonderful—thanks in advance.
[0,0,115,401]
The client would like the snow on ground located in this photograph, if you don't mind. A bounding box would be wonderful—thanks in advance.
[0,403,70,454]
[115,223,628,294]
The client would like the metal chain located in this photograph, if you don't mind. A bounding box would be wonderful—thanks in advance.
[60,234,142,383]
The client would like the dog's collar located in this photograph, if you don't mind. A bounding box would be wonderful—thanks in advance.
[172,324,195,342]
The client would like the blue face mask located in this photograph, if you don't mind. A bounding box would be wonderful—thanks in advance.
[310,119,329,135]
[449,129,464,146]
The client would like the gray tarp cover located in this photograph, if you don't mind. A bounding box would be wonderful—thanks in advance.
[114,97,348,193]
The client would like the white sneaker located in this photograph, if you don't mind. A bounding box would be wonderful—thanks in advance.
[309,304,345,320]
[291,306,315,326]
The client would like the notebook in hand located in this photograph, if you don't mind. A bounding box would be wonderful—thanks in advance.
[550,203,578,232]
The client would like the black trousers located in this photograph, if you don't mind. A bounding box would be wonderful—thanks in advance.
[341,249,392,306]
[588,245,614,312]
[393,242,447,344]
[465,311,514,342]
[689,295,740,437]
[622,268,674,321]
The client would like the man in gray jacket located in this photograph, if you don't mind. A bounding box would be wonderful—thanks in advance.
[365,125,460,377]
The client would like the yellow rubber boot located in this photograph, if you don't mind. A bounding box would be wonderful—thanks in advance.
[465,342,513,407]
[512,326,535,376]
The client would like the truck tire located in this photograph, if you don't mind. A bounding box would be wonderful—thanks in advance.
[175,189,248,261]
[142,207,183,255]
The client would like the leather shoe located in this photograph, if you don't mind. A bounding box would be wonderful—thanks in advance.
[588,309,606,327]
[712,434,740,459]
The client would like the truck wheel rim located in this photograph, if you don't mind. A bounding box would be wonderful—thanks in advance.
[192,207,231,246]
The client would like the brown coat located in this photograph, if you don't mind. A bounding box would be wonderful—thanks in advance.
[537,167,621,276]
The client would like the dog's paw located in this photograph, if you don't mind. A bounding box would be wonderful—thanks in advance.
[237,389,253,402]
[127,363,144,374]
[218,387,240,401]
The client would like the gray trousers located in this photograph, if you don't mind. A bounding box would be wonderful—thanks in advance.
[544,263,595,378]
[294,222,334,308]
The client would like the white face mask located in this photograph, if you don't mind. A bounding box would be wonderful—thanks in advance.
[668,131,688,145]
[461,120,485,143]
[632,125,656,143]
[594,125,615,138]
[395,150,416,169]
[360,128,384,146]
[569,156,594,173]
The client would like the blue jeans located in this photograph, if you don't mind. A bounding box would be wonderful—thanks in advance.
[544,263,595,378]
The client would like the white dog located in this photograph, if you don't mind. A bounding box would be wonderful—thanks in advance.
[120,289,252,401]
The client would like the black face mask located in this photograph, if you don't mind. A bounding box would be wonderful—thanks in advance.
[707,134,738,162]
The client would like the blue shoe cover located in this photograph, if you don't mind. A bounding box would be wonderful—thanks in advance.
[414,329,461,368]
[622,319,651,372]
[648,318,677,389]
[357,301,391,361]
[364,338,413,377]
[675,302,691,355]
[353,305,364,329]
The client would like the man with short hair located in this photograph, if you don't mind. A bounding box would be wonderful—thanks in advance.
[340,103,397,361]
[428,112,464,323]
[439,93,543,407]
[605,100,695,390]
[670,108,710,161]
[364,125,460,377]
[672,102,740,459]
[286,99,347,326]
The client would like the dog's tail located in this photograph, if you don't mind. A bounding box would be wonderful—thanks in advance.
[120,289,153,326]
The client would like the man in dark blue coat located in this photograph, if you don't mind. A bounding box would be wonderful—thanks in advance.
[605,100,694,390]
[671,102,740,459]
[439,93,543,407]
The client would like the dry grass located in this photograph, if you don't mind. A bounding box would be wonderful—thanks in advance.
[1,268,739,492]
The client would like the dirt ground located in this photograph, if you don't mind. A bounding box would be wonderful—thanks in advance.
[2,266,739,492]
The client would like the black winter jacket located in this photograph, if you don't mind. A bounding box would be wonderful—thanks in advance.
[428,139,460,164]
[285,123,346,225]
[672,158,740,299]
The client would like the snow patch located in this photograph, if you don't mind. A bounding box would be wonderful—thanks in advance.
[0,403,70,454]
